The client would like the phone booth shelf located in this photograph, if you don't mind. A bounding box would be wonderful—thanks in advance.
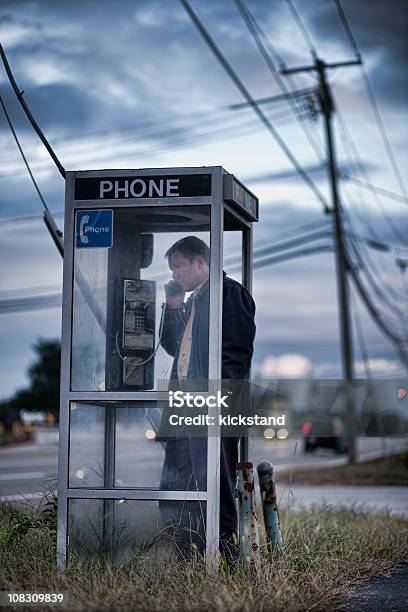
[57,166,258,567]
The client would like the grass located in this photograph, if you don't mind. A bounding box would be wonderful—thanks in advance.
[277,451,408,486]
[0,502,407,611]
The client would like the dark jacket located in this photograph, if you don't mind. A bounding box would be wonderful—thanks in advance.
[160,273,256,381]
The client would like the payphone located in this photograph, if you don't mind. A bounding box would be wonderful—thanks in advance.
[107,278,156,390]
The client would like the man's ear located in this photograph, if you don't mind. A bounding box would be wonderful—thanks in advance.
[195,255,205,269]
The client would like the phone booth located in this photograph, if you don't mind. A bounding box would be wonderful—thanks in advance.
[57,166,258,566]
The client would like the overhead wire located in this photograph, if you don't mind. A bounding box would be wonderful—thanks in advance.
[0,93,49,212]
[179,0,330,212]
[252,244,333,270]
[1,242,334,315]
[234,0,324,163]
[224,228,333,264]
[282,0,408,373]
[282,0,407,245]
[0,92,64,255]
[339,115,406,316]
[333,0,408,198]
[0,43,66,179]
[345,227,408,326]
[0,107,309,181]
[345,248,408,372]
[340,178,408,312]
[0,99,298,166]
[284,0,318,59]
[335,101,407,245]
[340,174,408,207]
[344,210,408,331]
[0,212,64,228]
[335,112,408,317]
[333,105,408,311]
[233,0,324,163]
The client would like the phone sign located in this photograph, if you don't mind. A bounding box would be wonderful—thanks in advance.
[76,210,113,248]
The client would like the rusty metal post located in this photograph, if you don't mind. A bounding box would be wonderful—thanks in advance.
[236,462,260,569]
[257,460,283,554]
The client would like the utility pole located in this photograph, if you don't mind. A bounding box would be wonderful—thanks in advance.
[282,58,361,463]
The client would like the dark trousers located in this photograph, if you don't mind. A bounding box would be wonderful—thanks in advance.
[159,436,238,557]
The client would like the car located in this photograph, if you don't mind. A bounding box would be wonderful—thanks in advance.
[302,415,349,454]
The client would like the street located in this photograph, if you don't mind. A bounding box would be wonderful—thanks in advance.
[0,435,406,506]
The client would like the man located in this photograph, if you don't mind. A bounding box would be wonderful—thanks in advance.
[159,235,256,558]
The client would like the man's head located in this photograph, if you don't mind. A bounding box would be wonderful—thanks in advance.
[165,236,210,291]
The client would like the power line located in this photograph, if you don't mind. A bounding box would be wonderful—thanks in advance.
[0,94,49,212]
[346,233,408,325]
[252,244,333,270]
[334,103,407,246]
[0,109,307,181]
[233,0,324,162]
[346,228,408,256]
[333,0,408,198]
[224,218,331,261]
[0,292,62,315]
[346,248,408,372]
[332,0,361,61]
[225,228,332,264]
[0,212,64,228]
[254,229,332,258]
[0,93,64,256]
[345,230,408,331]
[344,207,408,343]
[283,0,407,212]
[228,87,314,110]
[180,0,330,212]
[342,200,408,311]
[278,2,408,382]
[340,174,408,207]
[0,100,298,166]
[284,0,318,59]
[0,44,66,179]
[1,243,334,315]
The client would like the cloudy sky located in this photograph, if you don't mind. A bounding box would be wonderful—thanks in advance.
[0,0,407,400]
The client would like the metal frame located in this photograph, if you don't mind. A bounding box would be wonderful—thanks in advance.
[57,166,254,568]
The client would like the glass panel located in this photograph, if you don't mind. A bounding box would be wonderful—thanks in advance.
[71,248,108,390]
[69,402,208,492]
[71,206,211,391]
[68,498,104,556]
[69,402,105,487]
[223,230,242,283]
[115,404,165,488]
[116,404,207,491]
[68,499,206,562]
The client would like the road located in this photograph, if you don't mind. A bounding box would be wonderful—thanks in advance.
[0,436,406,503]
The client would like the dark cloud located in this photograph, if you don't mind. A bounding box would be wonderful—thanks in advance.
[25,83,94,130]
[303,0,408,107]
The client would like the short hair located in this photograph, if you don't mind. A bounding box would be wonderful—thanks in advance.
[165,236,210,264]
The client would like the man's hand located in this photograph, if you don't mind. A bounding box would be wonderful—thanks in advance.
[164,280,185,309]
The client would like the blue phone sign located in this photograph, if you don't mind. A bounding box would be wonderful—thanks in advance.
[75,210,113,248]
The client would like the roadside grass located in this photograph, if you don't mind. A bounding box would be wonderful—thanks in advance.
[1,503,407,611]
[276,451,408,486]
